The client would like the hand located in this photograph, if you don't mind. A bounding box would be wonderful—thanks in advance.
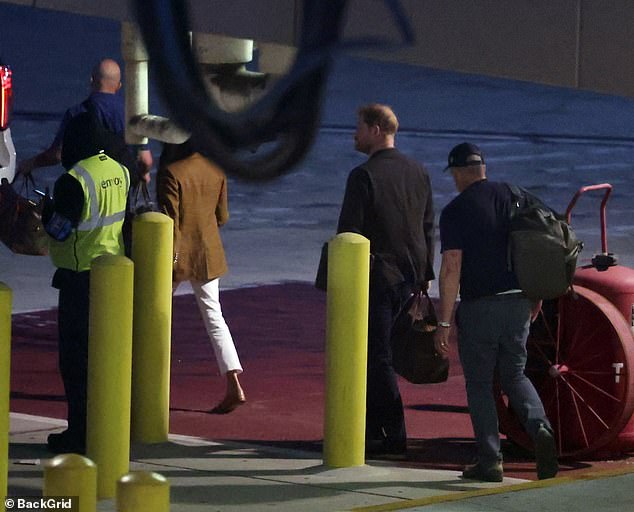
[434,327,450,358]
[531,300,543,323]
[133,149,153,184]
[138,170,151,185]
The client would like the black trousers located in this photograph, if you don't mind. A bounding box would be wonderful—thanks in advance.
[365,281,412,449]
[53,269,90,442]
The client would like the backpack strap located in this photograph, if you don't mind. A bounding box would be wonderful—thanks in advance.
[506,183,525,210]
[505,183,524,273]
[507,183,523,198]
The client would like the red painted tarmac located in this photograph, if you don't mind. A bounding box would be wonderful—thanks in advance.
[9,283,632,480]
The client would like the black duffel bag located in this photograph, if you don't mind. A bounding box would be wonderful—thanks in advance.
[391,290,449,384]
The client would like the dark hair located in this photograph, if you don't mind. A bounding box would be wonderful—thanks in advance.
[158,137,197,170]
[61,112,104,170]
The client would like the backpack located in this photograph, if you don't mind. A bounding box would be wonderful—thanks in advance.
[507,184,583,300]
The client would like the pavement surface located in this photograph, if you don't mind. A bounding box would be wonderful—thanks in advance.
[7,283,634,510]
[10,411,631,512]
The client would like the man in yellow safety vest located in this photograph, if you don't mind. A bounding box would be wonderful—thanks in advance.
[43,111,129,454]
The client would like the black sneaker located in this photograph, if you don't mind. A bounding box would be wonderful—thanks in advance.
[47,430,86,455]
[365,439,407,460]
[535,424,559,480]
[462,461,504,482]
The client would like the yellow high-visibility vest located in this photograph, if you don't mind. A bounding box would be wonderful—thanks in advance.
[49,153,129,271]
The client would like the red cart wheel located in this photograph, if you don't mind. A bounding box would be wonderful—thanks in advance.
[497,285,634,458]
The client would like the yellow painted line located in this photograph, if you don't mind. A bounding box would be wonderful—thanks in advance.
[350,465,634,511]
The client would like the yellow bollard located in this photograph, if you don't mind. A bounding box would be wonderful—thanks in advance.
[44,454,97,512]
[0,283,11,499]
[86,255,134,499]
[323,232,370,468]
[130,212,174,443]
[117,471,169,512]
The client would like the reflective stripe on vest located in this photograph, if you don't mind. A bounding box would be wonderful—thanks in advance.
[73,163,129,230]
[49,154,129,271]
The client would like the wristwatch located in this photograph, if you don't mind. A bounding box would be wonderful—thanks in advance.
[438,321,451,328]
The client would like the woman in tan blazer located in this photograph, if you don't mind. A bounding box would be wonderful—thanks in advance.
[158,140,245,414]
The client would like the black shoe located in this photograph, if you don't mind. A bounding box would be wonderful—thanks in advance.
[462,461,504,482]
[535,424,559,480]
[47,430,86,455]
[365,439,407,460]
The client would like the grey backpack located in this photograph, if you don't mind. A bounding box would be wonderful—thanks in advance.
[507,184,583,300]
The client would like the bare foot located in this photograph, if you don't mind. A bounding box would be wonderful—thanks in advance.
[209,391,246,414]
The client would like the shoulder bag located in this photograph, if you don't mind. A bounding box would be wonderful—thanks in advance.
[122,181,155,257]
[0,176,48,256]
[391,289,449,384]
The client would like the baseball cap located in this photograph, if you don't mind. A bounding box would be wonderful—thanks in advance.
[443,142,484,171]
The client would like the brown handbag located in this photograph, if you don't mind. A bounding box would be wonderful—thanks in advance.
[391,290,449,384]
[0,177,48,256]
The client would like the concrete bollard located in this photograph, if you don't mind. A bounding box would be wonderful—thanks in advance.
[130,212,174,443]
[323,233,370,468]
[44,454,97,512]
[117,471,169,512]
[86,255,134,499]
[0,283,11,498]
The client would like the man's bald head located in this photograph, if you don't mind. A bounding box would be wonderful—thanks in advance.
[90,59,122,93]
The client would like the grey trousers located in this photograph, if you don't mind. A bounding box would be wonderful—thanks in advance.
[457,294,551,465]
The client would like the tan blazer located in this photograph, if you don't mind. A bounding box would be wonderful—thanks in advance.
[157,152,228,282]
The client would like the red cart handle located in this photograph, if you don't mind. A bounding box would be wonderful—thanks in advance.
[565,183,612,254]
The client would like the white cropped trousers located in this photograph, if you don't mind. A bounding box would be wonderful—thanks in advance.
[177,278,243,375]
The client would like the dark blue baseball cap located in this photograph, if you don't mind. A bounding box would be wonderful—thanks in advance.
[443,142,484,171]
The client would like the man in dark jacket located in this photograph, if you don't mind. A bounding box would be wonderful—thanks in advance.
[337,103,435,457]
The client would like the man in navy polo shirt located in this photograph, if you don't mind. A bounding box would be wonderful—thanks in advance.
[434,142,558,482]
[17,58,152,183]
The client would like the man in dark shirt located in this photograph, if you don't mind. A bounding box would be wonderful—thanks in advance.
[17,58,152,183]
[434,142,558,481]
[337,103,434,457]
